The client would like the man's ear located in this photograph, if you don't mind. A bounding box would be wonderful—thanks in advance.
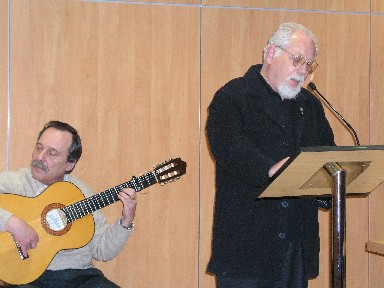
[66,160,77,173]
[265,46,276,64]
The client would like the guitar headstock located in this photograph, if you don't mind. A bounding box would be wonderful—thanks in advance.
[154,157,187,185]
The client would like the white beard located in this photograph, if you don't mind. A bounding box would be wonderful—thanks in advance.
[277,75,305,100]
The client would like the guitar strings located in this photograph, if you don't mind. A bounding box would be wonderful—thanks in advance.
[13,167,176,233]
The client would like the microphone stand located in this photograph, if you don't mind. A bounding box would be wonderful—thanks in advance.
[308,82,360,146]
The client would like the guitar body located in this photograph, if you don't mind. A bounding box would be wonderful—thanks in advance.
[0,182,95,285]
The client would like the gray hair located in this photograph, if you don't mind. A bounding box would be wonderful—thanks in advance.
[263,23,319,62]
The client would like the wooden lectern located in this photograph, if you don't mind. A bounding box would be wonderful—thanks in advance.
[258,145,384,288]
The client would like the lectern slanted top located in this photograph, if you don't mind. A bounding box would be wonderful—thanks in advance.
[259,145,384,199]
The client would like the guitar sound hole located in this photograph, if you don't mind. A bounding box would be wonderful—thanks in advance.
[41,203,72,236]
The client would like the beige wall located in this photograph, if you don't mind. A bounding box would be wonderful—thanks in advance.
[0,0,7,172]
[1,0,383,287]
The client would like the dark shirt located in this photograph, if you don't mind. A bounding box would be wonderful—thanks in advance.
[206,65,335,280]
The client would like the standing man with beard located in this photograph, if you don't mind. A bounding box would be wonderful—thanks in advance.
[206,23,335,288]
[0,121,137,287]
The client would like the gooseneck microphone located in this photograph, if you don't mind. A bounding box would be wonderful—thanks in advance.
[308,82,360,146]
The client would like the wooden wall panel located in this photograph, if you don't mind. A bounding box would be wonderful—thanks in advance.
[314,15,370,146]
[124,0,200,4]
[2,0,383,287]
[9,1,199,287]
[203,0,370,13]
[0,0,7,171]
[372,0,384,12]
[200,8,370,288]
[368,15,384,288]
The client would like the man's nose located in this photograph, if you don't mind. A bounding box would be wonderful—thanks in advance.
[298,62,310,75]
[35,150,46,160]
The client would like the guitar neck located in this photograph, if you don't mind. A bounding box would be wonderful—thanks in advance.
[62,171,158,223]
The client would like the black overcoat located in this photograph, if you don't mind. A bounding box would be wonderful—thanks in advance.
[206,65,335,280]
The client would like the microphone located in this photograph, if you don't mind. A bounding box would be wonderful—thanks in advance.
[308,82,360,146]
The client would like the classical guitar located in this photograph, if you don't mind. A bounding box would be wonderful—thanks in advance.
[0,157,186,286]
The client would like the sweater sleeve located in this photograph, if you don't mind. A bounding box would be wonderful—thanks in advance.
[69,177,132,262]
[0,172,16,230]
[89,212,133,261]
[0,208,13,231]
[0,169,43,231]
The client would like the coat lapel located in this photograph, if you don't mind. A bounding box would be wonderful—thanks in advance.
[244,66,286,130]
[243,65,311,139]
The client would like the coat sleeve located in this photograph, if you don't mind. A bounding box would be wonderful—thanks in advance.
[206,89,275,187]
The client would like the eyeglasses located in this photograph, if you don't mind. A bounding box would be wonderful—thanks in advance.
[276,46,318,73]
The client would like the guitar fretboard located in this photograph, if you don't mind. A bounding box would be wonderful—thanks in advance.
[62,171,157,223]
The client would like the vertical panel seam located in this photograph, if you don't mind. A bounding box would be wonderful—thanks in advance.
[197,1,202,287]
[367,1,372,287]
[7,0,10,171]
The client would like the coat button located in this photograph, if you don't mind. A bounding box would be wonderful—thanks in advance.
[279,232,286,239]
[281,201,289,208]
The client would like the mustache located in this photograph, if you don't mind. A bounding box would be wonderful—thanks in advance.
[290,75,305,84]
[31,160,49,173]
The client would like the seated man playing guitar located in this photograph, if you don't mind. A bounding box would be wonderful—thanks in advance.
[0,121,137,287]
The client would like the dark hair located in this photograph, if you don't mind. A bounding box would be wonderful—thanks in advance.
[37,121,82,163]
